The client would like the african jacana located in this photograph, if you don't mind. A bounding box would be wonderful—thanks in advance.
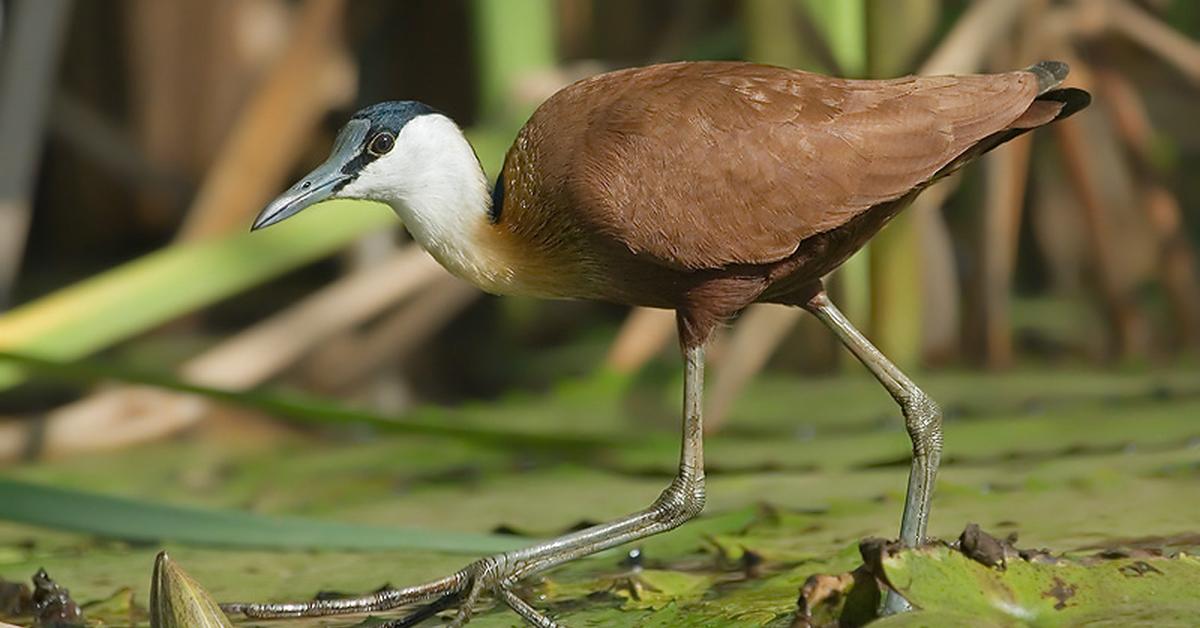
[236,61,1089,626]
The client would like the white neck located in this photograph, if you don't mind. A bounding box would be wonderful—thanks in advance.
[337,114,516,292]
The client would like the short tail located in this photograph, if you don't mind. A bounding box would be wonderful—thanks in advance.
[937,62,1090,178]
[1013,61,1091,127]
[1027,60,1070,95]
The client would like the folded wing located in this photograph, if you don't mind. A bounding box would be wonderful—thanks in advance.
[560,62,1049,270]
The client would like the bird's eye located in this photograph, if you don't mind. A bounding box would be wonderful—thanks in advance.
[368,132,395,156]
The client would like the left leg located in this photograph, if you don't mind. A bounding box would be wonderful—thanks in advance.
[224,344,709,627]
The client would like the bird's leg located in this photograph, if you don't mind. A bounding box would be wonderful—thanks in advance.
[225,345,708,627]
[803,291,942,545]
[803,291,942,613]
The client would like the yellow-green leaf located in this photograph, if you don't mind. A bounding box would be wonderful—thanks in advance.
[149,552,233,628]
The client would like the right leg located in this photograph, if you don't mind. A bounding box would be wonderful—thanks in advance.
[801,289,943,615]
[801,290,943,548]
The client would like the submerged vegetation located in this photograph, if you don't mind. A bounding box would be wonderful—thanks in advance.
[3,365,1200,625]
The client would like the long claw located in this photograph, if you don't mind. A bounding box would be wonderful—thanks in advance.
[498,587,562,628]
[379,570,554,627]
[449,574,487,627]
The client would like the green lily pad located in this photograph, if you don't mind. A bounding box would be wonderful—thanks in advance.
[876,544,1200,627]
[615,570,714,611]
[4,365,1200,627]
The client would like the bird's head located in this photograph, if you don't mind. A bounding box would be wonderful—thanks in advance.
[252,100,486,232]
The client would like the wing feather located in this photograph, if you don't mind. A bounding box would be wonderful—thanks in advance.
[502,62,1041,271]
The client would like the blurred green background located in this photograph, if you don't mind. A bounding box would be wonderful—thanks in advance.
[0,1,1198,626]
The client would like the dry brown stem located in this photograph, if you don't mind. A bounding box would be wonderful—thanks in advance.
[176,0,354,241]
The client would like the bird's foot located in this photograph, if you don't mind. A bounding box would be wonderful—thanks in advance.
[223,555,560,628]
[224,465,706,626]
[380,556,561,628]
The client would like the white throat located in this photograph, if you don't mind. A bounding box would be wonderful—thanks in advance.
[338,114,512,290]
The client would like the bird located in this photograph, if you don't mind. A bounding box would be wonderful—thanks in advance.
[234,60,1089,627]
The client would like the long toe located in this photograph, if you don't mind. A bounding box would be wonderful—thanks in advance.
[379,590,466,628]
[381,568,559,627]
[498,587,561,628]
[222,573,466,619]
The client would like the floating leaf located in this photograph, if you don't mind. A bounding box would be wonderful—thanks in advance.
[614,570,713,611]
[873,535,1200,626]
[80,587,140,626]
[871,608,1016,627]
[4,367,1200,626]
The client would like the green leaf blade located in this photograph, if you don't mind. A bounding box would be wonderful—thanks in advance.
[0,478,524,554]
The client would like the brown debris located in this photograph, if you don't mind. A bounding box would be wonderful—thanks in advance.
[958,523,1009,569]
[791,538,901,628]
[792,564,880,628]
[0,578,31,614]
[739,548,766,579]
[1076,532,1200,555]
[857,537,900,581]
[1017,546,1058,564]
[1118,560,1165,578]
[1096,548,1163,560]
[607,574,661,602]
[30,569,83,627]
[1042,576,1076,611]
[955,523,1058,566]
[0,578,31,617]
[0,570,84,627]
[797,572,854,616]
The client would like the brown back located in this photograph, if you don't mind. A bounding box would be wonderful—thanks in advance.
[498,61,1041,271]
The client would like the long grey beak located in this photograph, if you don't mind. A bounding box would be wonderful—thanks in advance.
[251,119,371,231]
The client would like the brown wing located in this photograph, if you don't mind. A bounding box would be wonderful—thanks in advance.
[503,61,1042,271]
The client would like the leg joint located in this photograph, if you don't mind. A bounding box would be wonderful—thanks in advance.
[900,390,943,457]
[650,472,706,528]
[468,555,507,586]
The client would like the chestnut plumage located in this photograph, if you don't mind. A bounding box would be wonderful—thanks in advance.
[487,61,1088,343]
[243,61,1090,627]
